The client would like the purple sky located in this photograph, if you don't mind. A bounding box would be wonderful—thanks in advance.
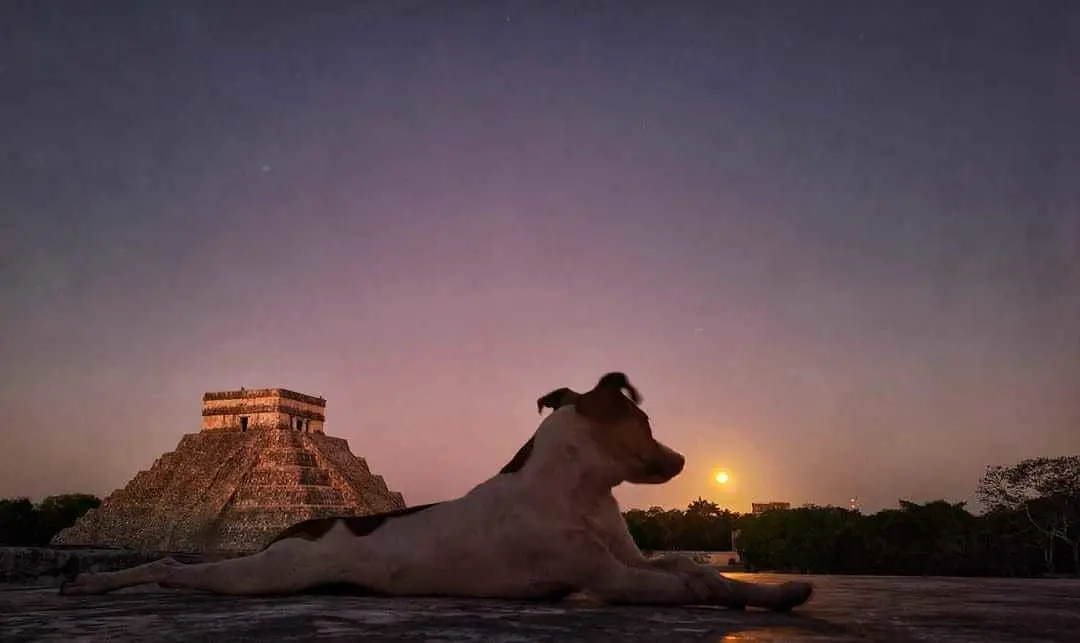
[2,1,1077,513]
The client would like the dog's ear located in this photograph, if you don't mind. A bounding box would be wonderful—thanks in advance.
[536,387,581,414]
[595,372,642,404]
[575,372,641,423]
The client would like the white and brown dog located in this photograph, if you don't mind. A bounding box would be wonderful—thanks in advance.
[61,372,813,611]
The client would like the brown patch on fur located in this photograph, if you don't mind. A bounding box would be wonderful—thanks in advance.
[500,437,536,474]
[267,503,439,547]
[503,386,581,474]
[575,373,668,477]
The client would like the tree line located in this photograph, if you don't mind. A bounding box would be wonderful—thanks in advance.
[0,494,100,546]
[625,455,1079,577]
[2,456,1077,577]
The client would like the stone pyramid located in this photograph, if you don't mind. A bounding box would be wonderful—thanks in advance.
[53,388,406,553]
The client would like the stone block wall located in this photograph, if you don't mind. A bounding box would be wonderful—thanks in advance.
[53,425,405,553]
[201,388,326,433]
[308,434,407,513]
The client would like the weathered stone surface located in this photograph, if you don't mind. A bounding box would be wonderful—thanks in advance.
[52,390,406,553]
[3,574,1079,641]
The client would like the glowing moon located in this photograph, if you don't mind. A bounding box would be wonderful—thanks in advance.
[714,471,730,485]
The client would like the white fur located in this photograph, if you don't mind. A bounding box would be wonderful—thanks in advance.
[61,405,812,609]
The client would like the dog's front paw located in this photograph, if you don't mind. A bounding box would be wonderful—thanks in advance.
[769,580,814,612]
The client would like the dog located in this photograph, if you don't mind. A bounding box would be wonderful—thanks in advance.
[60,372,814,611]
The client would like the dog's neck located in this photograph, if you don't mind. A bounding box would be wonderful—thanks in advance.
[515,411,624,501]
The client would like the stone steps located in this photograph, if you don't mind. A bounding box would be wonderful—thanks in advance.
[260,450,317,467]
[230,485,346,507]
[54,425,406,553]
[244,466,331,487]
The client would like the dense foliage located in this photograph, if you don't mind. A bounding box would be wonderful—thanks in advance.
[0,494,101,546]
[2,456,1076,578]
[628,498,1078,577]
[732,499,1070,576]
[626,455,1080,577]
[624,498,739,552]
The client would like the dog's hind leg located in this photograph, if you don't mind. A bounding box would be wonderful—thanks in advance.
[60,556,186,595]
[62,538,340,596]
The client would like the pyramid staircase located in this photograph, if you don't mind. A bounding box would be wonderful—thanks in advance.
[53,429,406,553]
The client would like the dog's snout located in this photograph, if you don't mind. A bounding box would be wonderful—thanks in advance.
[644,447,685,481]
[664,452,686,477]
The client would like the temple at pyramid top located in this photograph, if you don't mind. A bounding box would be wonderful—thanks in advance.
[53,388,406,553]
[201,387,327,433]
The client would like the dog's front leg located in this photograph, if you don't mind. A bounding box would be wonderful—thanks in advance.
[714,574,815,612]
[645,555,814,612]
[586,504,746,607]
[579,551,737,607]
[641,554,746,608]
[585,564,709,605]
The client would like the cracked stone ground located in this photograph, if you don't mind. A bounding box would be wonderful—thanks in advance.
[3,574,1079,642]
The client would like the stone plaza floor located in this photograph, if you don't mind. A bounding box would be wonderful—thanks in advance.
[2,573,1079,641]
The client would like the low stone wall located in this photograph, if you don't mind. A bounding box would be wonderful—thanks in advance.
[0,547,229,586]
[657,550,742,567]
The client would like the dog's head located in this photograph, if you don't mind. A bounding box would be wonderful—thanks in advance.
[534,372,685,485]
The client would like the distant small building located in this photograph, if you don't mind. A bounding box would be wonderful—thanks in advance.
[751,501,791,515]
